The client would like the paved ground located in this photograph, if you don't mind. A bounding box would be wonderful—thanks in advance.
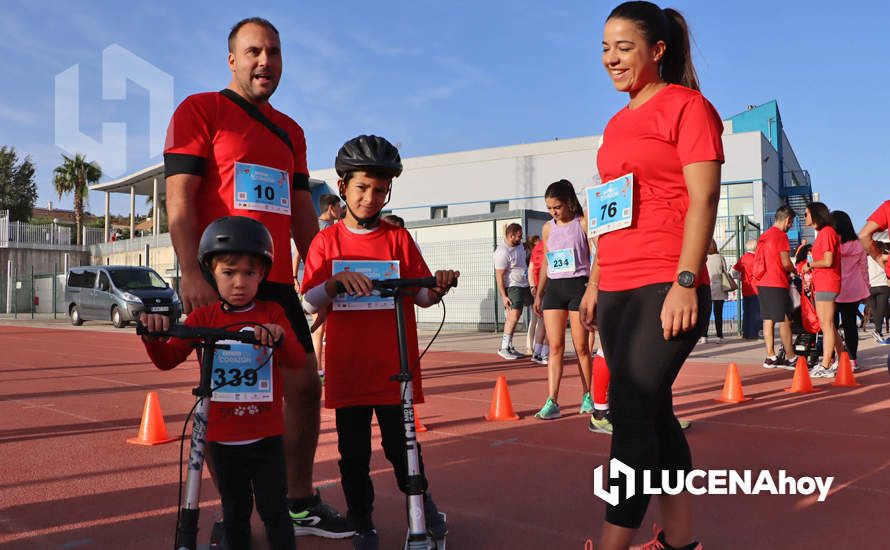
[1,317,888,549]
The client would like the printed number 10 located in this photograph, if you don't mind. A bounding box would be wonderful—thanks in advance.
[254,185,275,201]
[600,201,617,220]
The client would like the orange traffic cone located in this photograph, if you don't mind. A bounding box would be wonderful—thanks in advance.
[832,352,860,388]
[714,363,752,403]
[484,376,520,421]
[127,392,177,445]
[414,406,428,432]
[784,356,820,394]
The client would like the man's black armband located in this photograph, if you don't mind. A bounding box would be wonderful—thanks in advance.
[292,172,310,191]
[164,153,206,178]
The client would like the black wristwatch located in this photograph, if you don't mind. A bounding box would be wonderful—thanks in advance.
[676,271,696,288]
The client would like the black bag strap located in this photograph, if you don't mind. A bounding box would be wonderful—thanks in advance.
[219,89,294,154]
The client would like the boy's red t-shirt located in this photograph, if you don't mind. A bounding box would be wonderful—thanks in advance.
[867,200,890,278]
[163,92,309,284]
[755,226,791,289]
[812,226,842,293]
[595,84,724,291]
[301,222,432,409]
[143,300,304,442]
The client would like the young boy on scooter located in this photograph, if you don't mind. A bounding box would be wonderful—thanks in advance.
[140,216,304,550]
[300,135,458,550]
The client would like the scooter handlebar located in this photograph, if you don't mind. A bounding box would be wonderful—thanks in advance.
[334,276,458,295]
[135,322,280,347]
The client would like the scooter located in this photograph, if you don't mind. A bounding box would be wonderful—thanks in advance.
[337,276,452,550]
[135,321,279,550]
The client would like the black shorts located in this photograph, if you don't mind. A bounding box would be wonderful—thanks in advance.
[507,286,532,310]
[757,285,792,322]
[256,281,314,354]
[542,276,587,311]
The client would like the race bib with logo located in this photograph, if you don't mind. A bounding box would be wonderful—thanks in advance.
[332,260,400,310]
[586,173,634,237]
[546,249,576,275]
[233,161,291,215]
[211,331,273,403]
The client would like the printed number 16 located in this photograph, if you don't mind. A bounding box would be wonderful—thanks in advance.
[600,201,617,220]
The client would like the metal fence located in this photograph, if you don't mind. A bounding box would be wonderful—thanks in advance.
[2,263,66,318]
[0,210,109,249]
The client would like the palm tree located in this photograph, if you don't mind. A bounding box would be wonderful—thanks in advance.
[52,153,102,245]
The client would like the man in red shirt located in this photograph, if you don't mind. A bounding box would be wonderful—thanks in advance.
[733,239,761,339]
[755,206,798,368]
[163,17,351,540]
[860,199,890,349]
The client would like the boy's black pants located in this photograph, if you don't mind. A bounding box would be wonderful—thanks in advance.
[207,436,295,550]
[336,404,429,531]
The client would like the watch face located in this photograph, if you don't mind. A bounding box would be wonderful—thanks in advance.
[678,271,695,287]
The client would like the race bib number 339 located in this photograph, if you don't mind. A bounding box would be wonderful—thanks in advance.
[234,162,291,215]
[586,173,634,237]
[211,338,273,403]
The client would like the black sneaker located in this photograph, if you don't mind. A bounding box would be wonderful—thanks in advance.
[290,491,354,539]
[424,493,448,540]
[208,518,226,549]
[762,356,781,369]
[352,529,380,550]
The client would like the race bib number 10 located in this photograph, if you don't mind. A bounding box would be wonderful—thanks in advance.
[586,173,634,237]
[234,162,291,215]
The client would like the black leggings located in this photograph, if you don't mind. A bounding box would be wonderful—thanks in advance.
[207,436,295,550]
[835,301,861,360]
[336,405,429,531]
[870,286,890,334]
[597,283,710,529]
[711,299,724,338]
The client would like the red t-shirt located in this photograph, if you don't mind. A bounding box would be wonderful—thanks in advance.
[529,240,545,286]
[868,200,890,278]
[812,226,841,293]
[732,252,758,297]
[755,226,790,289]
[302,223,432,409]
[143,300,304,442]
[164,91,310,284]
[596,85,724,291]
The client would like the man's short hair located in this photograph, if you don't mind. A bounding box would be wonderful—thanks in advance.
[319,194,340,211]
[382,214,405,228]
[228,17,279,53]
[504,223,522,236]
[774,205,795,223]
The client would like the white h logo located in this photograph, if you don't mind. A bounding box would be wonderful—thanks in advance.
[593,458,636,506]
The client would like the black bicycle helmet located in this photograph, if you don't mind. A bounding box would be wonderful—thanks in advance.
[198,216,274,274]
[335,135,403,178]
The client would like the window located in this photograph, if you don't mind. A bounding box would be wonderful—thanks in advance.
[98,272,111,292]
[431,206,448,219]
[67,270,97,288]
[490,200,509,213]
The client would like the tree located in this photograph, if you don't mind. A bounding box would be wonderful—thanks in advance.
[52,153,102,245]
[0,146,38,222]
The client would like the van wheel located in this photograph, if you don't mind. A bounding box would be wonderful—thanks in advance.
[111,306,128,328]
[70,305,84,326]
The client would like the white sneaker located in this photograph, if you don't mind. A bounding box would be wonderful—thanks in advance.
[531,353,548,365]
[698,337,708,344]
[507,346,526,358]
[809,366,829,378]
[497,348,520,360]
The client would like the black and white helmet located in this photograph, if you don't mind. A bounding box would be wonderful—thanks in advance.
[335,135,402,179]
[198,216,274,275]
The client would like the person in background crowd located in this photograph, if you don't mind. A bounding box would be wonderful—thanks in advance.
[704,239,729,343]
[493,223,532,359]
[803,202,844,378]
[526,235,549,363]
[733,239,761,339]
[832,210,869,371]
[866,240,890,339]
[755,206,798,369]
[382,214,405,228]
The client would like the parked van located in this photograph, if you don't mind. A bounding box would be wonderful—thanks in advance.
[65,265,181,328]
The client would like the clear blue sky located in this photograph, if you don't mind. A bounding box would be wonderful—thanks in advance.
[1,1,886,225]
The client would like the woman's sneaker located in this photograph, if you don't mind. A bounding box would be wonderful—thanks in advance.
[762,356,782,369]
[588,412,613,434]
[534,398,561,420]
[631,523,702,550]
[579,392,594,414]
[531,353,547,365]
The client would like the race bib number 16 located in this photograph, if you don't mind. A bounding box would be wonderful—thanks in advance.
[234,162,291,215]
[586,173,634,237]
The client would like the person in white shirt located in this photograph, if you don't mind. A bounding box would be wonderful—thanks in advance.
[493,223,532,359]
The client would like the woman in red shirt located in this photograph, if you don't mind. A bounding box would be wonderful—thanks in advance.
[804,202,844,377]
[579,2,720,549]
